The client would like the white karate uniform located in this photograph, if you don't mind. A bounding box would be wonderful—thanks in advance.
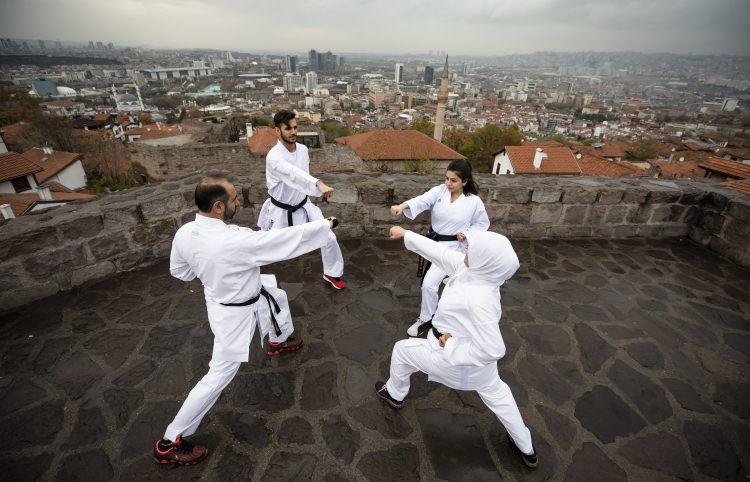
[163,214,332,441]
[257,140,344,278]
[403,184,490,321]
[385,229,534,455]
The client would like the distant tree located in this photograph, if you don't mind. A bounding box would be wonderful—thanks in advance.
[443,129,471,153]
[0,89,42,126]
[462,124,522,172]
[178,108,186,122]
[627,141,658,160]
[320,122,352,142]
[411,118,434,137]
[149,95,182,109]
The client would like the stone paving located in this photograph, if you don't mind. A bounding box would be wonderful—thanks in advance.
[1,237,749,481]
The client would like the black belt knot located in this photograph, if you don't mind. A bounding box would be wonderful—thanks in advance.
[220,287,283,336]
[417,226,460,280]
[271,195,308,227]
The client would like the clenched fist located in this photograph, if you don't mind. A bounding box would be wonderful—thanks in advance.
[389,226,407,239]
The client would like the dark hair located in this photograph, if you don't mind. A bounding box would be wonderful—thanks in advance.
[195,175,230,212]
[446,159,478,195]
[273,110,296,128]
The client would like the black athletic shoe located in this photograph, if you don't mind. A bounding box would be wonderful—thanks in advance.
[153,436,208,466]
[509,435,538,469]
[375,381,404,409]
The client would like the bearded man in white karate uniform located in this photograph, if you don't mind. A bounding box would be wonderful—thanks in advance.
[153,175,337,466]
[376,226,538,469]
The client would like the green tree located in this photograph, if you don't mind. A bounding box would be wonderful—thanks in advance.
[462,124,522,172]
[320,122,352,142]
[411,118,434,137]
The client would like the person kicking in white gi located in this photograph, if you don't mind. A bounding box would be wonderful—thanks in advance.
[376,226,538,469]
[153,175,338,466]
[257,110,346,290]
[390,159,489,337]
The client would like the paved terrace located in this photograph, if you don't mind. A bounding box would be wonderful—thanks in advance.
[1,237,749,481]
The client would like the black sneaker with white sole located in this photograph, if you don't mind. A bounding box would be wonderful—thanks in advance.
[375,381,404,409]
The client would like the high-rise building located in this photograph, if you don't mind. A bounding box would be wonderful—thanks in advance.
[96,41,104,50]
[55,41,62,49]
[434,55,449,143]
[286,55,298,73]
[309,49,318,70]
[38,40,46,49]
[88,40,95,49]
[305,71,318,93]
[337,56,345,72]
[395,63,404,83]
[284,73,304,91]
[108,42,114,50]
[424,66,434,85]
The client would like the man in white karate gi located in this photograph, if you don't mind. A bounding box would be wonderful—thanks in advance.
[376,226,538,469]
[257,110,346,290]
[153,175,337,466]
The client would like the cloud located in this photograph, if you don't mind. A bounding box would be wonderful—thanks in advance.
[0,0,748,55]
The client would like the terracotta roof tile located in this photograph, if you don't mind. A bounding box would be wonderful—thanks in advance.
[0,190,96,216]
[505,146,581,174]
[335,130,465,161]
[21,148,82,183]
[655,160,705,179]
[723,179,750,196]
[247,127,279,155]
[577,154,638,177]
[699,157,750,180]
[0,152,43,183]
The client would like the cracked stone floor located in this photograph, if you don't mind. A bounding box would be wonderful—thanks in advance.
[1,237,749,481]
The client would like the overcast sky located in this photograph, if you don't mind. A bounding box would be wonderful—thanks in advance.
[1,0,749,56]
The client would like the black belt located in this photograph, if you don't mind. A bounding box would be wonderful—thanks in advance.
[220,287,282,336]
[270,195,308,227]
[417,226,459,280]
[432,327,443,339]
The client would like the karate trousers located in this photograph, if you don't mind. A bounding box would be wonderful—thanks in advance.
[164,358,241,441]
[385,337,534,455]
[258,199,344,278]
[419,263,446,322]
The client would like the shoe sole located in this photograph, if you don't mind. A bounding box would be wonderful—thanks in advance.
[376,391,404,409]
[322,275,345,290]
[407,323,432,338]
[522,458,539,469]
[267,341,304,356]
[153,449,209,467]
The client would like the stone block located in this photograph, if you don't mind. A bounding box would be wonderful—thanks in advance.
[531,204,562,224]
[243,186,267,205]
[0,282,60,312]
[701,191,729,211]
[139,192,187,221]
[369,206,392,223]
[114,249,148,271]
[361,183,392,205]
[698,211,726,234]
[487,204,511,225]
[57,214,103,240]
[88,232,131,260]
[0,261,23,292]
[492,186,532,204]
[506,204,532,224]
[22,244,86,277]
[562,188,598,204]
[103,205,141,229]
[722,219,750,245]
[509,224,548,239]
[689,226,711,245]
[726,199,750,223]
[604,205,629,224]
[71,261,116,287]
[587,205,608,224]
[646,188,681,204]
[0,226,59,259]
[548,225,593,237]
[130,218,177,246]
[649,204,685,224]
[622,189,648,204]
[562,205,589,225]
[611,225,639,238]
[329,186,358,204]
[683,206,701,225]
[597,189,625,204]
[678,187,705,205]
[531,188,562,204]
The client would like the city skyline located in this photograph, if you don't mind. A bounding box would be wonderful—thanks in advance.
[1,0,749,56]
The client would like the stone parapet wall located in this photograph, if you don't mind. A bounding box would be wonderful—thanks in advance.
[1,173,748,311]
[129,143,365,181]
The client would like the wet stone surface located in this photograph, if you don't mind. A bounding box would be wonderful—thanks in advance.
[1,238,749,480]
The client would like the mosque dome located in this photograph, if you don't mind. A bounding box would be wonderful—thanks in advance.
[56,86,77,96]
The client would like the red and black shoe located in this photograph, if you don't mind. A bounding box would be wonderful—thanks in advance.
[153,436,208,466]
[323,274,346,290]
[265,336,304,356]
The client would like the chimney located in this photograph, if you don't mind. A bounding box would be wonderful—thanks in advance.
[38,186,53,201]
[246,123,253,139]
[679,157,684,162]
[156,121,162,130]
[0,204,15,220]
[533,147,547,170]
[576,153,582,159]
[42,146,53,155]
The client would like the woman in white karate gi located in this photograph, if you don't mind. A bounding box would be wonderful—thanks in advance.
[376,226,538,469]
[390,159,490,337]
[153,175,337,466]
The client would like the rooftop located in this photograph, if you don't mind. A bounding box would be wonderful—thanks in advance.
[1,237,748,480]
[336,130,466,161]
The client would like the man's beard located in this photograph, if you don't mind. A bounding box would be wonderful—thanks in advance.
[223,206,236,223]
[281,132,296,144]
